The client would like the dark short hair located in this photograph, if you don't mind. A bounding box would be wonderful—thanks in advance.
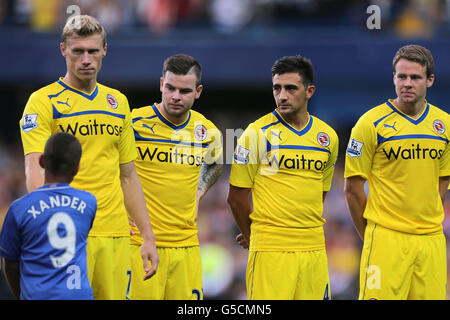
[393,44,434,78]
[162,54,202,86]
[271,55,315,87]
[43,132,82,177]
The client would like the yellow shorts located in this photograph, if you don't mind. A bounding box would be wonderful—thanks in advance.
[246,249,330,300]
[129,245,203,300]
[359,222,447,300]
[86,236,131,300]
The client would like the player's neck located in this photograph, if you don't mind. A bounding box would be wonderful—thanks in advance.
[280,108,309,131]
[62,73,97,94]
[44,173,73,186]
[392,98,426,118]
[157,102,189,125]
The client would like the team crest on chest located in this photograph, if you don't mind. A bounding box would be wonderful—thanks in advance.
[317,132,330,147]
[107,94,118,109]
[194,125,207,141]
[433,119,445,134]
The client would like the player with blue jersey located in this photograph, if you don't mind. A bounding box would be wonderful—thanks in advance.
[344,45,450,299]
[0,132,96,299]
[228,56,338,300]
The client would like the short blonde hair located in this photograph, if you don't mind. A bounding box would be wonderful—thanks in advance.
[62,15,106,46]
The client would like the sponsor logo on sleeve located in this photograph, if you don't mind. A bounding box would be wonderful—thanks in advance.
[233,145,250,164]
[346,138,364,157]
[22,114,38,132]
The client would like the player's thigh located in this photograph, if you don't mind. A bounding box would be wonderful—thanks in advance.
[86,236,131,300]
[409,233,447,300]
[246,251,298,300]
[359,223,414,300]
[165,246,203,300]
[129,244,166,300]
[295,249,330,300]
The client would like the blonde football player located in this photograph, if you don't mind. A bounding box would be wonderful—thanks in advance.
[227,56,338,300]
[344,45,450,299]
[19,15,159,300]
[129,54,223,300]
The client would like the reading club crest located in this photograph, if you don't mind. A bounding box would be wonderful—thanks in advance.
[107,94,118,109]
[317,132,330,147]
[433,119,445,134]
[194,125,207,141]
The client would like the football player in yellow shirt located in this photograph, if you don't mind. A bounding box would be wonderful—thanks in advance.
[344,45,450,300]
[129,54,223,300]
[19,15,159,300]
[227,55,339,300]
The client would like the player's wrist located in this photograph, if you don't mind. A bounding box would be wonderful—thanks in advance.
[140,229,156,243]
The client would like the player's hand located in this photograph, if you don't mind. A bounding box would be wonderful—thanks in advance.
[236,233,249,249]
[128,218,137,235]
[141,240,159,281]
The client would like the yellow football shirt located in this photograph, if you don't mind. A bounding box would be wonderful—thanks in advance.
[130,103,222,247]
[20,78,136,236]
[229,109,339,251]
[345,100,450,235]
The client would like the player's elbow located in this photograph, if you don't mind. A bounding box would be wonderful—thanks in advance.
[343,180,353,200]
[344,176,365,199]
[226,188,235,208]
[226,186,240,209]
[227,185,250,210]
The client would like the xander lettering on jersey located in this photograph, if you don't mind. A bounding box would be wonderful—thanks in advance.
[382,144,444,160]
[27,194,87,219]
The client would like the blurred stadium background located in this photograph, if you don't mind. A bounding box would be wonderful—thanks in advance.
[0,0,449,300]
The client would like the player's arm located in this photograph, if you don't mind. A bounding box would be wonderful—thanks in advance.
[197,126,224,202]
[227,185,252,249]
[24,153,45,193]
[344,175,367,240]
[120,161,159,280]
[322,131,338,205]
[439,176,450,205]
[20,92,53,192]
[197,162,223,201]
[1,258,20,299]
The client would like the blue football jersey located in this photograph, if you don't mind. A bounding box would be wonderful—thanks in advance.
[0,183,96,300]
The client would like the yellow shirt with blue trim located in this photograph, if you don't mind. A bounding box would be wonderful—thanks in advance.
[229,109,339,251]
[130,103,222,247]
[20,78,136,237]
[344,100,450,235]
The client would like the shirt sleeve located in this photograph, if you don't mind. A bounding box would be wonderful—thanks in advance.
[229,123,261,188]
[203,124,223,165]
[19,91,53,155]
[323,131,339,192]
[344,115,377,180]
[0,206,21,261]
[439,116,450,178]
[118,95,137,164]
